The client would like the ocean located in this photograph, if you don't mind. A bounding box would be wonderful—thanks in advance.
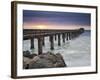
[23,30,91,67]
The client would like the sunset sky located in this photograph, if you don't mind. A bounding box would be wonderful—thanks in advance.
[23,10,91,30]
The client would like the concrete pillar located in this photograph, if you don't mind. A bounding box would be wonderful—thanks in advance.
[66,33,68,41]
[42,37,45,46]
[62,33,65,43]
[71,32,74,39]
[30,38,34,49]
[55,34,57,40]
[58,34,61,46]
[69,32,71,40]
[49,36,51,42]
[74,32,76,38]
[50,35,54,50]
[38,37,43,55]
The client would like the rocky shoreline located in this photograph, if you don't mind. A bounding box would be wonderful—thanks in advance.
[23,51,67,69]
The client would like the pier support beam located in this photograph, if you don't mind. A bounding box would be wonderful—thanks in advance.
[62,33,65,43]
[73,32,76,38]
[58,34,61,46]
[50,35,54,50]
[66,33,68,41]
[30,38,34,49]
[69,32,71,40]
[42,37,45,46]
[38,37,43,55]
[71,32,74,39]
[55,34,57,40]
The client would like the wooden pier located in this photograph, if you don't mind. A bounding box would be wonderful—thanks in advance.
[23,28,84,55]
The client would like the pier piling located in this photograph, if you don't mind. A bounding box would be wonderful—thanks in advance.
[38,37,43,55]
[50,35,54,50]
[58,34,61,46]
[30,38,34,49]
[42,37,45,46]
[62,33,65,43]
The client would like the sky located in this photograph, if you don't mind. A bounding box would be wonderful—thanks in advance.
[23,10,91,30]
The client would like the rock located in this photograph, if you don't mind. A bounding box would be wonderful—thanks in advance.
[29,57,54,69]
[39,52,57,63]
[23,57,31,63]
[23,50,37,59]
[29,54,37,59]
[54,53,67,67]
[32,56,40,62]
[23,57,31,69]
[23,52,67,69]
[23,50,30,57]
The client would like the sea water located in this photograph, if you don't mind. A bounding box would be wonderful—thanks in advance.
[23,30,91,67]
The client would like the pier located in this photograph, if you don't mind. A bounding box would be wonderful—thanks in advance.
[23,28,84,55]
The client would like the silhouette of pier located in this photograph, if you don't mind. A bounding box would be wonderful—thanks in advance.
[23,28,84,55]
